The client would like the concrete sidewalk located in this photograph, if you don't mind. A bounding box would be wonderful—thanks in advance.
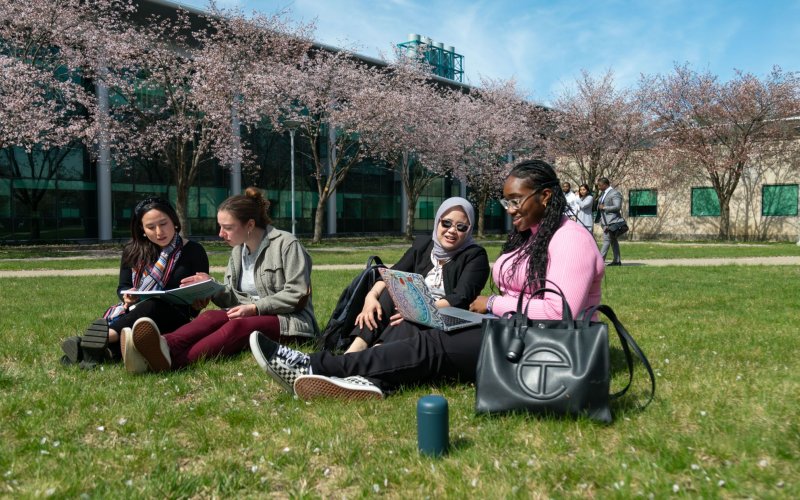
[1,255,798,278]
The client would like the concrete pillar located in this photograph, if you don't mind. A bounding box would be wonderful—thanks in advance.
[326,125,337,235]
[95,77,112,241]
[229,102,242,196]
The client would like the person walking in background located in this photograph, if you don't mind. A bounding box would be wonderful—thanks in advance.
[562,181,580,217]
[575,183,594,231]
[120,187,318,374]
[248,160,603,401]
[596,177,624,266]
[59,197,209,369]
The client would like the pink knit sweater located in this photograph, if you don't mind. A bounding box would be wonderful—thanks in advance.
[491,217,604,320]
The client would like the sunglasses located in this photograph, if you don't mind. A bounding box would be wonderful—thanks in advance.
[440,219,470,233]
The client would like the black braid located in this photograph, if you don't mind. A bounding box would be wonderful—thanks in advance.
[497,159,566,298]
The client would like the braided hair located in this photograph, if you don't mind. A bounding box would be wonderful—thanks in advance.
[498,159,567,297]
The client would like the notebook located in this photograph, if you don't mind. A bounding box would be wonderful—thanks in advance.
[378,267,494,331]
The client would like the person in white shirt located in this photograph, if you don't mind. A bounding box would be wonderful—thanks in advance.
[562,182,580,217]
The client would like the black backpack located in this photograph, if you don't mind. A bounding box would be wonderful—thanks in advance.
[318,256,386,352]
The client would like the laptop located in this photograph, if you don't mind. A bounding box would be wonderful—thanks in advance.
[378,267,495,331]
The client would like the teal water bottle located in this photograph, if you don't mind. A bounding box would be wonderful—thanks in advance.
[417,395,449,457]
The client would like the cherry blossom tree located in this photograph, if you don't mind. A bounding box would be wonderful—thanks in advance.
[0,0,132,238]
[357,56,459,240]
[99,6,310,235]
[550,69,652,192]
[642,64,800,240]
[450,78,545,236]
[270,49,384,243]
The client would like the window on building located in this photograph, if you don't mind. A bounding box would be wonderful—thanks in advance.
[629,189,658,217]
[762,184,798,217]
[691,187,720,216]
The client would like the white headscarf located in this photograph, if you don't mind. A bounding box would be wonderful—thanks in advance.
[430,197,477,262]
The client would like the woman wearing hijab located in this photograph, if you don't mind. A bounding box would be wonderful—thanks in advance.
[345,196,490,353]
[249,197,491,400]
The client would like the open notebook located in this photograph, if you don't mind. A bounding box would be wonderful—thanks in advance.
[378,268,494,331]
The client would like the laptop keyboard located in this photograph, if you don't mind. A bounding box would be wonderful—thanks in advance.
[441,314,471,327]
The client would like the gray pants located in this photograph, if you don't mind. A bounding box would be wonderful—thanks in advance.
[600,228,621,263]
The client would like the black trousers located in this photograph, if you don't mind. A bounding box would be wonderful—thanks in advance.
[348,291,395,346]
[311,320,484,391]
[108,299,193,335]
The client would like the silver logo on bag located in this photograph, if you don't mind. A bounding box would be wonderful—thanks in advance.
[517,347,570,400]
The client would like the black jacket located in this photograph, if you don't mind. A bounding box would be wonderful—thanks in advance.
[391,235,490,309]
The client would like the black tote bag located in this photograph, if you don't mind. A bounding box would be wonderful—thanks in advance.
[475,283,655,423]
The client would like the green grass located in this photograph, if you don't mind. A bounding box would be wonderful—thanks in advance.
[0,246,798,497]
[0,239,797,271]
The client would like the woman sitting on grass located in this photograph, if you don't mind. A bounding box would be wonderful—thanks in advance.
[120,187,318,374]
[249,159,604,400]
[344,196,489,353]
[60,197,209,369]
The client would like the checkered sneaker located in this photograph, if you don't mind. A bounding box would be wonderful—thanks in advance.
[294,374,384,401]
[249,331,310,394]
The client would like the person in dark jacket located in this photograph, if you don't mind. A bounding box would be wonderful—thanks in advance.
[345,196,490,353]
[60,197,209,368]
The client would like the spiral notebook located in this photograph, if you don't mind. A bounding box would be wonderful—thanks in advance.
[378,268,493,331]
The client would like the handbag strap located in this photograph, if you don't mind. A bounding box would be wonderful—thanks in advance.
[582,304,656,408]
[516,279,575,325]
[366,255,385,268]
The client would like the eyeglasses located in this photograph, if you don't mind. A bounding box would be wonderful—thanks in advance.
[440,219,470,232]
[499,190,539,210]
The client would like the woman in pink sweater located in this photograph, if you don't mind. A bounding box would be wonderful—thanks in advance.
[250,159,604,400]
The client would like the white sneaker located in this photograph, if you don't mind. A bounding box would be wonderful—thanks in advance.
[294,374,383,401]
[131,318,171,372]
[121,327,149,374]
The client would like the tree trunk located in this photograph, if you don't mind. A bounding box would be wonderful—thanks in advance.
[404,202,416,241]
[312,193,327,244]
[175,178,191,239]
[718,197,731,240]
[477,195,487,238]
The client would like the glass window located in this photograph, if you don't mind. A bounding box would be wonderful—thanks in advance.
[629,189,658,217]
[762,184,798,217]
[691,187,720,216]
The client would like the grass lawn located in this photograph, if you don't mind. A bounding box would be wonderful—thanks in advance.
[0,244,798,497]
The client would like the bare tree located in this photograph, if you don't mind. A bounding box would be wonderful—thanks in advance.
[642,64,800,240]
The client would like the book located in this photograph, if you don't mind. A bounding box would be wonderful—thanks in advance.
[126,279,225,306]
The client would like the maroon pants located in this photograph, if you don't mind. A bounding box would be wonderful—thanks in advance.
[164,309,280,369]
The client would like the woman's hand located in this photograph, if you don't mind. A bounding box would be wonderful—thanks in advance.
[388,312,405,326]
[122,290,138,308]
[227,304,257,319]
[181,272,211,286]
[355,293,382,331]
[469,295,490,314]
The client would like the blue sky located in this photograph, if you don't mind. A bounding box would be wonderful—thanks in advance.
[176,0,799,105]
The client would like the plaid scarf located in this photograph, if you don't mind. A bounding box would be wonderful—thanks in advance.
[104,234,183,321]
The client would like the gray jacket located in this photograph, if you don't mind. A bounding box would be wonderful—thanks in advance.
[213,226,319,339]
[598,187,625,227]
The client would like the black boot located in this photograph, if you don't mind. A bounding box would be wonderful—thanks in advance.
[79,318,112,369]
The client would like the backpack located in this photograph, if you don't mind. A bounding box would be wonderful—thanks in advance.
[318,256,386,352]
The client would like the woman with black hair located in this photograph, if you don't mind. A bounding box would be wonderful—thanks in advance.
[120,187,318,374]
[60,197,209,368]
[249,159,604,400]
